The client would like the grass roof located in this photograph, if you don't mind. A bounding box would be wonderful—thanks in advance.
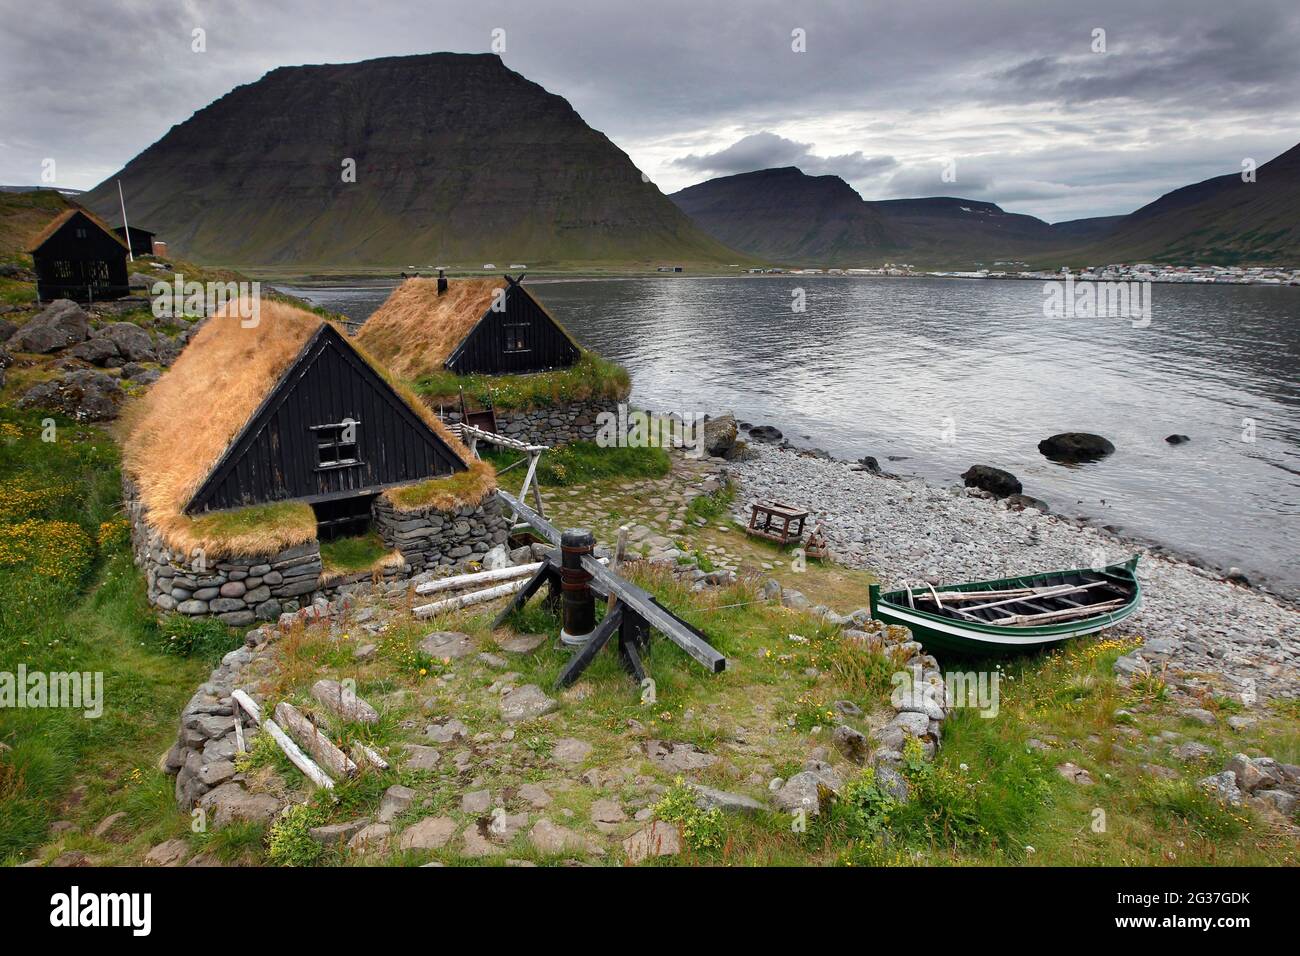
[356,277,506,379]
[120,298,487,558]
[27,206,129,253]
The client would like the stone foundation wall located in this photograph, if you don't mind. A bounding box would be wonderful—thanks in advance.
[373,492,510,572]
[444,397,618,447]
[125,478,508,623]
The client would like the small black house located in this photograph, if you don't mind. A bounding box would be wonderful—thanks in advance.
[28,208,130,303]
[113,224,157,257]
[358,273,582,378]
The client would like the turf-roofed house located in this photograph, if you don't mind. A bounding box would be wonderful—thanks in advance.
[356,273,629,446]
[121,300,505,624]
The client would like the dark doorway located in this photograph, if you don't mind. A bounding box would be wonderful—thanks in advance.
[312,494,376,541]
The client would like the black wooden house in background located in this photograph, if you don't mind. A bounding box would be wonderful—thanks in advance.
[29,209,130,303]
[185,322,468,538]
[113,224,156,257]
[444,275,581,375]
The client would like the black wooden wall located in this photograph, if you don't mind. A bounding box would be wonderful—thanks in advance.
[444,283,580,375]
[186,325,465,513]
[33,212,129,303]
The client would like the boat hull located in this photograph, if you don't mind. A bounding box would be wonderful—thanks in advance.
[869,556,1142,657]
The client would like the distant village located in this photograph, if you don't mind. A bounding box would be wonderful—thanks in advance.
[742,262,1300,285]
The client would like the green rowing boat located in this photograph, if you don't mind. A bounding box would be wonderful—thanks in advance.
[869,555,1142,656]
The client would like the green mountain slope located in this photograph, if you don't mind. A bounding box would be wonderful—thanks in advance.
[1065,143,1300,265]
[83,53,743,269]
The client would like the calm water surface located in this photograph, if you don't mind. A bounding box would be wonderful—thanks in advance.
[281,276,1300,597]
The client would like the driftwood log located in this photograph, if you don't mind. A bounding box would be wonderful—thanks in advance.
[274,701,358,780]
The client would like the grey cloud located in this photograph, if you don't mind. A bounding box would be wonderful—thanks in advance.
[671,131,896,180]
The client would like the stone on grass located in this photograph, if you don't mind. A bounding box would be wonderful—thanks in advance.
[143,839,191,867]
[1173,741,1214,762]
[1224,753,1269,793]
[419,631,476,660]
[348,823,392,854]
[591,799,627,831]
[398,816,458,851]
[500,684,558,723]
[623,821,681,863]
[461,790,491,814]
[498,633,547,654]
[1056,763,1094,786]
[519,783,553,808]
[553,737,593,766]
[1198,771,1243,806]
[310,819,370,847]
[1179,707,1216,727]
[461,824,499,858]
[401,744,441,771]
[426,718,470,743]
[645,739,718,773]
[93,812,127,839]
[528,818,603,856]
[691,784,766,814]
[379,784,416,823]
[199,783,281,829]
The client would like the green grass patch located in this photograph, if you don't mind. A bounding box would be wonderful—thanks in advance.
[484,441,669,489]
[320,530,390,573]
[414,352,630,412]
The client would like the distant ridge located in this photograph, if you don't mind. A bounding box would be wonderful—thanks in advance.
[83,53,744,269]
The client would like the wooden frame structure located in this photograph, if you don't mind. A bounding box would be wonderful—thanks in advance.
[745,499,809,546]
[491,490,726,688]
[456,422,548,518]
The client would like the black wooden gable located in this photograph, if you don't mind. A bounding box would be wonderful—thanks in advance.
[186,324,465,514]
[444,276,580,375]
[31,210,130,303]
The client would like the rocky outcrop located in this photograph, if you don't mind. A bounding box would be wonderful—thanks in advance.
[18,369,124,421]
[7,299,90,353]
[1037,432,1115,462]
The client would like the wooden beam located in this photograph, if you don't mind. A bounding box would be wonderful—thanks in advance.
[499,491,726,674]
[555,605,624,688]
[274,701,358,780]
[491,557,560,629]
[413,579,528,619]
[414,562,543,595]
[262,718,335,790]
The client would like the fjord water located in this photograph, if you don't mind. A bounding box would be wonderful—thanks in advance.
[285,276,1300,598]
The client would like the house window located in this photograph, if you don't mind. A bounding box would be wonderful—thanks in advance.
[503,322,530,353]
[313,419,360,469]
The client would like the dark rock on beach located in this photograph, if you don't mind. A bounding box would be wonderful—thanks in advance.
[1165,434,1191,445]
[961,464,1022,498]
[748,425,783,443]
[1005,493,1050,513]
[1038,432,1115,463]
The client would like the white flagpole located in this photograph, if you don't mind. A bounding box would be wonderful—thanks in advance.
[117,179,133,261]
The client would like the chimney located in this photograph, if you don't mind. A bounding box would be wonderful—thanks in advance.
[437,268,448,295]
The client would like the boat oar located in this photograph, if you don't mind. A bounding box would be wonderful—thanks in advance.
[995,599,1125,627]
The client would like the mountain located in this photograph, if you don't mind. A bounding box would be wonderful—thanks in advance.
[0,189,76,257]
[1064,143,1300,265]
[83,53,742,269]
[669,167,896,265]
[671,168,1066,266]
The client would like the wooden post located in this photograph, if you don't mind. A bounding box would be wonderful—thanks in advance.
[559,528,595,646]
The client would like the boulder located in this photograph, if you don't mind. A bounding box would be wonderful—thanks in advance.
[1198,771,1243,806]
[8,299,90,352]
[961,465,1022,498]
[198,783,281,828]
[1037,432,1114,463]
[419,631,476,660]
[67,336,120,366]
[748,424,782,443]
[1005,493,1050,513]
[143,839,191,867]
[1164,434,1191,445]
[702,413,737,457]
[94,322,155,362]
[831,724,870,765]
[691,785,766,814]
[378,784,416,823]
[19,369,125,421]
[528,818,603,856]
[481,545,509,571]
[645,739,718,773]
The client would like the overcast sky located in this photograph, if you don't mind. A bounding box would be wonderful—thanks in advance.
[2,0,1297,221]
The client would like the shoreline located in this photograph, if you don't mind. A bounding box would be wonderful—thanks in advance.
[721,438,1299,701]
[717,418,1298,606]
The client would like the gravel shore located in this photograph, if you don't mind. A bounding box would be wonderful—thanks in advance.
[727,443,1299,703]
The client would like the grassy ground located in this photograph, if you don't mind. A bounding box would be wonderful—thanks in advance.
[0,407,239,865]
[319,531,394,574]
